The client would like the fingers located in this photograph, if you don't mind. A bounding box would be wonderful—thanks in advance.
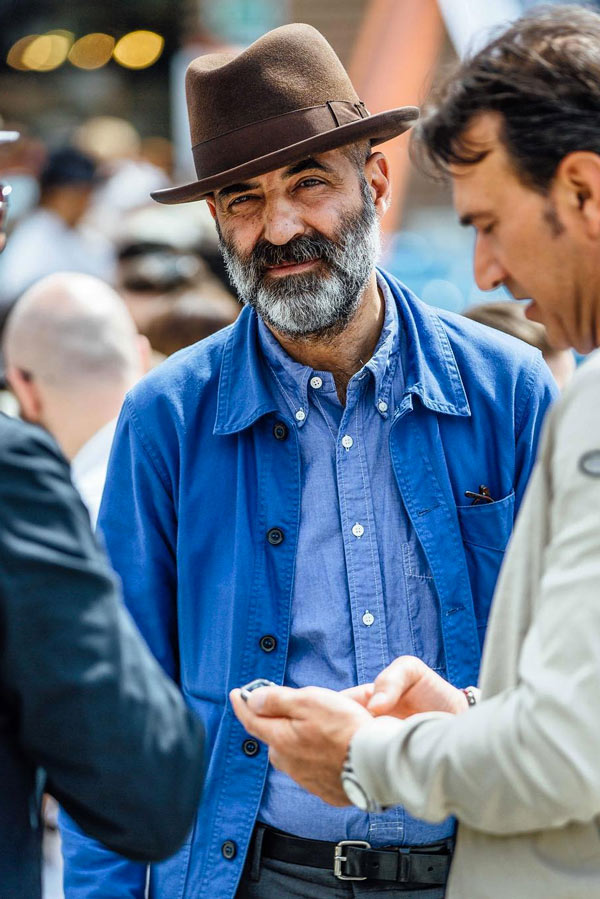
[341,683,375,707]
[230,688,282,744]
[367,656,423,714]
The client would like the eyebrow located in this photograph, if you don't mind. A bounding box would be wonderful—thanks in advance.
[284,156,333,177]
[459,211,492,228]
[216,157,333,201]
[217,180,260,199]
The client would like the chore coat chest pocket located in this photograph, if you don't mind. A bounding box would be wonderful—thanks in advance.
[456,490,516,647]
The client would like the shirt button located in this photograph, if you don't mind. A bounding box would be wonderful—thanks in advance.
[272,421,288,441]
[362,610,375,627]
[377,399,388,414]
[341,435,353,449]
[351,522,364,538]
[310,376,323,389]
[242,739,260,757]
[222,840,237,860]
[259,634,277,653]
[295,409,306,422]
[267,527,284,546]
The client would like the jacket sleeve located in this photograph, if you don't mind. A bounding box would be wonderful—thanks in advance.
[60,396,184,895]
[0,421,204,864]
[350,362,600,834]
[512,351,558,514]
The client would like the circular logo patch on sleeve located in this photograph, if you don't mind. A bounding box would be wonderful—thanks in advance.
[579,450,600,477]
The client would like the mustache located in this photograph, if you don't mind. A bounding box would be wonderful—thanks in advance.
[250,233,339,271]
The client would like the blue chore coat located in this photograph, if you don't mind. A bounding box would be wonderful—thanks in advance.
[61,269,557,898]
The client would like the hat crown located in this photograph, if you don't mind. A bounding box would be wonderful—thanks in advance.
[185,24,359,147]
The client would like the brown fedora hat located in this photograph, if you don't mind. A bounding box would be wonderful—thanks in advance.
[152,23,418,205]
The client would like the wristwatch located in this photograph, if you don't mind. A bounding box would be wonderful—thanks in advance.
[341,748,383,813]
[462,686,478,707]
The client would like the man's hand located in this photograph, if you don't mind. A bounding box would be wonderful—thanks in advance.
[230,685,372,805]
[345,656,467,718]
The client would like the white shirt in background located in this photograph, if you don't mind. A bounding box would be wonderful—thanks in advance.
[70,418,117,527]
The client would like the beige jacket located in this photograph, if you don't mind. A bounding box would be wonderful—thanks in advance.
[351,350,600,898]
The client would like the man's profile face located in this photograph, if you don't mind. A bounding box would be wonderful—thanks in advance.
[206,147,385,338]
[451,112,595,353]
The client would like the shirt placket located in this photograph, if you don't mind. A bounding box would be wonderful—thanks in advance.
[336,378,390,685]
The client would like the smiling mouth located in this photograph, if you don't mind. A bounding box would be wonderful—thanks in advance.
[264,259,319,277]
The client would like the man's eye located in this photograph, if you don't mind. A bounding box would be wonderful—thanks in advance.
[481,222,495,235]
[297,178,322,189]
[229,195,257,209]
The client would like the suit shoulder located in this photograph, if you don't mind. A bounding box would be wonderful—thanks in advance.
[0,414,66,468]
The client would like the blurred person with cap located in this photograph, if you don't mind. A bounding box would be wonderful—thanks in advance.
[0,146,115,318]
[230,7,600,898]
[61,24,556,899]
[463,300,576,390]
[75,117,171,240]
[0,130,206,899]
[3,272,150,526]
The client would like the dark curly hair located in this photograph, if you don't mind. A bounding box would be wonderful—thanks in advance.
[413,4,600,193]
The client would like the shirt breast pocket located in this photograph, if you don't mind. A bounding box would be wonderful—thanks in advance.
[456,490,515,647]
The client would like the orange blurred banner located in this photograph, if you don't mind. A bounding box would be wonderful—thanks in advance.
[349,0,444,231]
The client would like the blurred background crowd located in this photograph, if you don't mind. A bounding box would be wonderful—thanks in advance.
[0,1,592,895]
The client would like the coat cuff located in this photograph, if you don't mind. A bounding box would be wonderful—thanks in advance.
[349,716,412,806]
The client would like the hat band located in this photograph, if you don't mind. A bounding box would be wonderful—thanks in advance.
[192,100,369,182]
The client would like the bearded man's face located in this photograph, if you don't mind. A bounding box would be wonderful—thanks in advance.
[209,147,381,338]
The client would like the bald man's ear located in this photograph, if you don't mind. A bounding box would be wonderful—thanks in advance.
[136,334,152,376]
[6,365,44,425]
[555,151,600,239]
[365,151,391,219]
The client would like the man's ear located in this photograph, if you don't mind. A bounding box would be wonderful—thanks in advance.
[555,151,600,239]
[365,151,391,218]
[205,196,217,221]
[6,365,43,424]
[136,334,153,375]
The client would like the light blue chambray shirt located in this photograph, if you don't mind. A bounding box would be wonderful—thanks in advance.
[257,275,454,847]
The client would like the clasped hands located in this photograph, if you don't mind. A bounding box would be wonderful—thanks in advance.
[230,655,468,807]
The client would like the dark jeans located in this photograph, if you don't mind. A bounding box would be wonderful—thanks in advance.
[236,834,447,899]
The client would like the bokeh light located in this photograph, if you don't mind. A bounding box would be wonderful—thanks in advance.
[68,33,115,70]
[7,35,38,71]
[7,31,73,72]
[23,33,71,72]
[113,30,164,70]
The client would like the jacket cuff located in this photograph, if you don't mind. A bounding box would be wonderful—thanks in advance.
[349,716,411,806]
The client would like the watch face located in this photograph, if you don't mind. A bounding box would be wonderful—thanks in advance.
[342,775,370,811]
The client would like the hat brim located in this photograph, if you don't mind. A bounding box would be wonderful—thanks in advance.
[152,107,418,205]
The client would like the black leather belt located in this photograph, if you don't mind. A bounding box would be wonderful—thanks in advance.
[256,825,453,884]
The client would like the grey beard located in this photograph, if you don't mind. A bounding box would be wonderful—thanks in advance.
[218,178,380,338]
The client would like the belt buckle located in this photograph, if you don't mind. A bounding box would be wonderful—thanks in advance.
[333,840,371,880]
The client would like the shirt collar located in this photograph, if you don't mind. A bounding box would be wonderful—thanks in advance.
[71,417,118,482]
[378,270,471,418]
[257,316,312,426]
[214,267,470,436]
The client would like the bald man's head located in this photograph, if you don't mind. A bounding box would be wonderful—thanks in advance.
[3,272,140,389]
[3,273,147,460]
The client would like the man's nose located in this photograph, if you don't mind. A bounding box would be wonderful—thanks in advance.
[261,196,305,246]
[473,235,506,292]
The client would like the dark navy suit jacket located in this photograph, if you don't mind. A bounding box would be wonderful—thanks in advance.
[0,415,204,898]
